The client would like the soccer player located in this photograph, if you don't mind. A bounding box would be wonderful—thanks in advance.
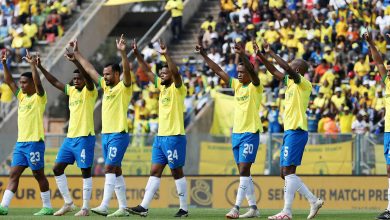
[364,32,390,220]
[72,35,132,217]
[126,40,189,218]
[253,41,324,220]
[196,43,262,219]
[0,50,53,215]
[36,49,97,216]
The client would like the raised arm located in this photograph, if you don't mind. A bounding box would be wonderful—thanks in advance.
[264,41,300,83]
[234,43,260,86]
[159,40,181,87]
[132,39,155,83]
[366,32,386,79]
[1,50,18,94]
[37,54,65,92]
[195,44,229,83]
[64,49,94,91]
[116,34,131,87]
[71,40,100,84]
[253,41,284,81]
[23,50,44,96]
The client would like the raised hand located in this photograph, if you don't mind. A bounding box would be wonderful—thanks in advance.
[64,48,76,62]
[131,38,138,51]
[22,49,36,64]
[116,34,126,52]
[387,33,390,39]
[252,40,260,54]
[363,32,373,42]
[234,43,245,55]
[36,52,42,67]
[159,39,167,55]
[1,49,6,64]
[195,44,206,55]
[263,40,271,53]
[69,39,78,52]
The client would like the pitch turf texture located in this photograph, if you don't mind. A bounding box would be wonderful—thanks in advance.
[2,208,379,219]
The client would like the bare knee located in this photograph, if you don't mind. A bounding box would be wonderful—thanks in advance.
[53,163,67,176]
[238,163,251,177]
[150,164,165,178]
[171,167,184,180]
[105,165,117,174]
[81,168,92,179]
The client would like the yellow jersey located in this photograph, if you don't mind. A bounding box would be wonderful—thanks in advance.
[165,0,183,17]
[0,83,13,103]
[230,78,263,133]
[155,77,186,136]
[65,85,98,138]
[331,95,346,110]
[99,77,132,133]
[339,113,353,133]
[385,77,390,132]
[284,75,312,131]
[17,90,46,142]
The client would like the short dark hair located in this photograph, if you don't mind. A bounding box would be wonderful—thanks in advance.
[73,69,80,74]
[238,61,254,69]
[21,72,33,79]
[104,63,121,74]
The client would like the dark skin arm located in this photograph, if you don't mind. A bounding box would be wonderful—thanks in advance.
[23,50,44,96]
[64,49,94,91]
[1,50,18,94]
[159,40,182,87]
[234,43,260,86]
[117,34,131,87]
[263,41,301,83]
[253,41,284,81]
[71,40,100,84]
[195,44,230,83]
[132,39,155,83]
[36,54,65,92]
[365,32,386,80]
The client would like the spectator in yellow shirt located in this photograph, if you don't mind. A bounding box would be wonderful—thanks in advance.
[23,17,38,43]
[336,16,348,37]
[372,89,385,112]
[331,87,346,111]
[0,79,13,120]
[165,0,184,40]
[323,46,335,64]
[375,34,387,55]
[201,15,216,31]
[353,55,370,77]
[264,22,280,44]
[313,90,329,110]
[269,0,283,9]
[338,106,354,133]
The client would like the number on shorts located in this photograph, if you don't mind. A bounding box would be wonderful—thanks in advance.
[243,144,254,155]
[167,149,178,161]
[109,147,117,159]
[29,152,40,163]
[80,149,86,160]
[284,146,289,159]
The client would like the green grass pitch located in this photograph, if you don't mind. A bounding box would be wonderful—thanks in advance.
[2,208,379,219]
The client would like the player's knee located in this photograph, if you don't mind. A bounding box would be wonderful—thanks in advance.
[32,170,45,180]
[150,169,162,178]
[81,168,92,178]
[104,165,116,174]
[171,168,184,179]
[9,171,21,181]
[53,166,64,176]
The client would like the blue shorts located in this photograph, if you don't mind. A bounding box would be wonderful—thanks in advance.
[232,132,260,164]
[152,135,186,169]
[384,132,390,165]
[102,133,130,166]
[280,130,308,167]
[56,136,96,168]
[12,141,45,170]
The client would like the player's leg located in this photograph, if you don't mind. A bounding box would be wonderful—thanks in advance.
[0,165,25,215]
[73,167,93,216]
[27,141,53,216]
[107,133,130,217]
[74,136,95,217]
[165,135,188,217]
[53,138,77,216]
[32,168,54,215]
[127,136,166,217]
[93,133,129,217]
[226,133,242,219]
[377,133,390,220]
[269,130,322,220]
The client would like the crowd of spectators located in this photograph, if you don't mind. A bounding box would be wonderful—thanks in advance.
[192,0,390,135]
[0,0,81,67]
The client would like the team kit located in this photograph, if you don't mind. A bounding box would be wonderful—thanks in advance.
[0,32,389,220]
